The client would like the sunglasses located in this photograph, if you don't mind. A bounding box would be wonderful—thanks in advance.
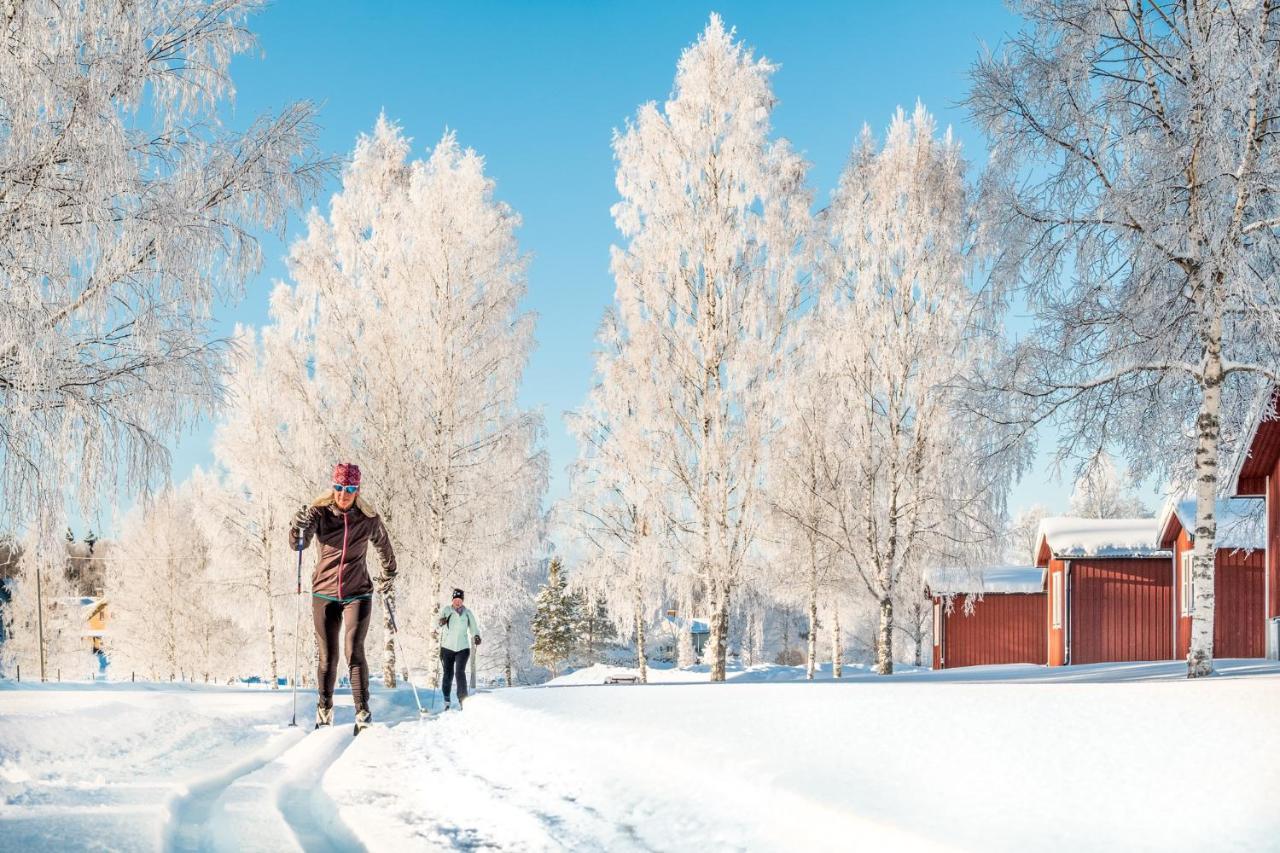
[332,484,359,494]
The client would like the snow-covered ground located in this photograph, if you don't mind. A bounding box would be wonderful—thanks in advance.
[2,660,1278,851]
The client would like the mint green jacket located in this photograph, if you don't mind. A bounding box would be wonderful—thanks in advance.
[438,605,480,652]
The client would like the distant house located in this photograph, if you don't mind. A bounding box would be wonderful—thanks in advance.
[926,566,1046,669]
[1156,497,1266,659]
[1034,516,1172,666]
[656,612,711,661]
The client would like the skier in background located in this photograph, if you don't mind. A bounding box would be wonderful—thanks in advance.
[438,588,481,709]
[291,462,398,733]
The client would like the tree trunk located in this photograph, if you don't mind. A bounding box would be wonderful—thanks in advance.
[635,604,648,684]
[831,604,842,678]
[266,562,279,689]
[708,582,730,682]
[1188,313,1223,678]
[806,553,818,679]
[382,597,397,688]
[504,621,513,687]
[912,598,925,667]
[875,595,894,675]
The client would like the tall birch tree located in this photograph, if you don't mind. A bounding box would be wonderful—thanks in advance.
[806,105,1011,674]
[609,15,812,681]
[968,0,1280,676]
[264,117,547,681]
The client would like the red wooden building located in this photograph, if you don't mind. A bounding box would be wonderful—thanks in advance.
[1034,517,1172,666]
[1157,497,1266,659]
[1230,387,1280,658]
[926,566,1047,669]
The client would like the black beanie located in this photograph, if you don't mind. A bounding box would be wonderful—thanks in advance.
[452,588,465,600]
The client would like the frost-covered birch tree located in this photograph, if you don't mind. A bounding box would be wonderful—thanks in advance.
[0,0,330,542]
[266,117,547,681]
[609,15,811,681]
[1067,454,1150,519]
[967,0,1280,676]
[108,485,245,681]
[764,339,839,679]
[564,311,671,683]
[805,105,1012,675]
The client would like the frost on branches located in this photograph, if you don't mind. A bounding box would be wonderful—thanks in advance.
[784,105,1012,675]
[0,0,330,547]
[221,117,546,686]
[608,15,811,682]
[1067,454,1150,519]
[968,0,1280,676]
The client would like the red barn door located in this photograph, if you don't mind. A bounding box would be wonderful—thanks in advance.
[1070,559,1173,664]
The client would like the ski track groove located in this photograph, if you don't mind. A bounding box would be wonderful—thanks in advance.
[164,723,367,853]
[276,726,366,853]
[163,728,303,853]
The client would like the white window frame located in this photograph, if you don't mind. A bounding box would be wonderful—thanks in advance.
[933,601,942,647]
[1181,552,1195,616]
[1052,572,1063,628]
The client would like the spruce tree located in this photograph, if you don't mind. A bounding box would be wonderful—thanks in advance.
[531,559,581,677]
[579,593,618,663]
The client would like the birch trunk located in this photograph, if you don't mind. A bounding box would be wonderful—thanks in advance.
[803,581,814,676]
[831,604,842,678]
[266,581,279,689]
[1188,311,1223,678]
[635,603,648,684]
[875,595,894,675]
[382,601,397,688]
[504,621,513,687]
[707,581,731,681]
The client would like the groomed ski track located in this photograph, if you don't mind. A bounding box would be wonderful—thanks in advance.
[162,688,428,852]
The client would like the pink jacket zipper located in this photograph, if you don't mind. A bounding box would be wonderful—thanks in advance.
[338,510,349,599]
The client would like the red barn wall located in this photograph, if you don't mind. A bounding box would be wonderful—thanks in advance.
[1070,558,1173,664]
[1173,530,1266,659]
[937,594,1047,669]
[1270,470,1280,621]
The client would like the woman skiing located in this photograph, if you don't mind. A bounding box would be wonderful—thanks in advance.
[438,588,481,708]
[291,462,397,733]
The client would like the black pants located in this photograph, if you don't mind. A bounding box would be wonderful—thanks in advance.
[313,597,372,711]
[440,647,470,702]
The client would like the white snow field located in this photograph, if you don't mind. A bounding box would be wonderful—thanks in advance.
[2,660,1278,852]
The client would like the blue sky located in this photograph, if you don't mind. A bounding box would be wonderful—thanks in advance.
[115,1,1156,537]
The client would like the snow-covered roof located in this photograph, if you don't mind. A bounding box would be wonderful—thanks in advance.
[1034,517,1168,560]
[1156,496,1265,551]
[924,565,1045,595]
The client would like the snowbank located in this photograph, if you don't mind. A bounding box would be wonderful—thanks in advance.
[923,565,1045,594]
[1035,516,1168,558]
[5,662,1278,851]
[326,659,1280,852]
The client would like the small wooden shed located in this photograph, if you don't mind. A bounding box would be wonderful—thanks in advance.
[1035,517,1173,666]
[925,566,1047,669]
[1157,497,1266,659]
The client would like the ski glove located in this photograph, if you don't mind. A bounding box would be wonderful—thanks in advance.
[473,635,481,646]
[438,615,450,627]
[375,575,394,596]
[291,505,315,550]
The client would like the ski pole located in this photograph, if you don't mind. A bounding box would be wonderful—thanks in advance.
[383,595,429,717]
[289,541,303,727]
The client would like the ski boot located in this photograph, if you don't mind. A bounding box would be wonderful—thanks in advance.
[353,707,372,736]
[315,705,333,729]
